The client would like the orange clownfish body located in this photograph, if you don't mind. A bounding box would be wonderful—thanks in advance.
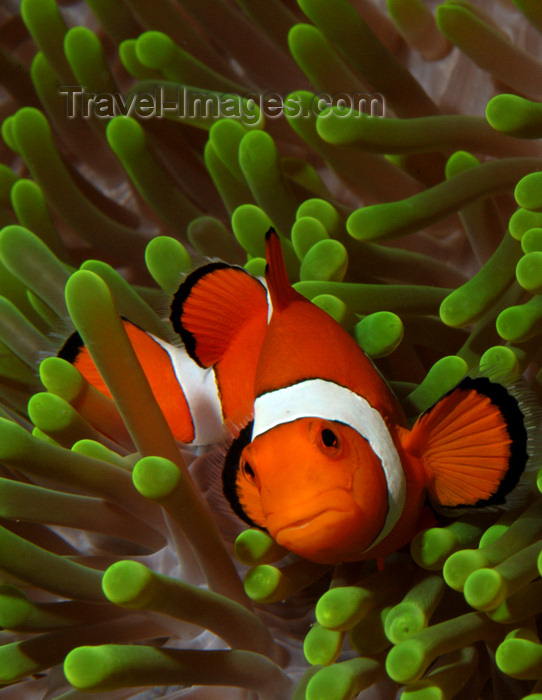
[223,230,538,565]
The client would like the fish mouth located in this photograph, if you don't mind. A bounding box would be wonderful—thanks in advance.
[266,489,355,532]
[263,489,367,563]
[268,497,359,553]
[275,509,345,533]
[271,507,358,563]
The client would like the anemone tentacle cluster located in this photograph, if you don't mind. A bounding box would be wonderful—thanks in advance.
[1,0,542,698]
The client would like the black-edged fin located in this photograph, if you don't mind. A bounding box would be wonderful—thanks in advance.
[191,420,268,538]
[220,422,266,529]
[405,376,542,512]
[170,262,268,368]
[58,330,84,363]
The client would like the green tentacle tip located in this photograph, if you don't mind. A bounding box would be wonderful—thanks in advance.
[0,224,69,318]
[399,683,444,700]
[516,252,542,294]
[346,203,393,242]
[71,439,124,467]
[243,564,281,603]
[11,106,50,150]
[119,39,160,80]
[354,311,403,358]
[385,638,426,683]
[479,346,521,380]
[445,150,479,178]
[300,239,348,282]
[478,522,510,549]
[1,116,17,152]
[0,222,40,256]
[135,31,176,71]
[102,560,153,607]
[303,623,344,666]
[496,632,542,679]
[0,586,32,629]
[209,119,248,182]
[439,285,490,329]
[440,231,521,327]
[405,356,467,416]
[64,645,114,690]
[384,603,426,644]
[231,204,272,257]
[305,658,380,700]
[515,172,542,212]
[442,549,487,591]
[244,257,266,277]
[496,299,542,343]
[106,115,145,156]
[315,587,368,632]
[399,645,479,699]
[145,236,191,293]
[522,228,542,254]
[312,295,357,327]
[239,129,278,172]
[463,568,504,611]
[64,26,111,85]
[486,94,542,139]
[10,178,61,252]
[509,208,542,241]
[234,529,286,566]
[65,269,110,324]
[38,357,83,400]
[296,199,342,237]
[27,392,73,432]
[292,217,329,260]
[132,456,181,500]
[0,639,43,685]
[410,527,459,570]
[0,417,32,460]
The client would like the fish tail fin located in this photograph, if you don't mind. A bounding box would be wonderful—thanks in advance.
[405,376,541,512]
[170,262,268,368]
[265,228,299,311]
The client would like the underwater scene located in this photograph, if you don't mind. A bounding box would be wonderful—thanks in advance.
[1,0,542,698]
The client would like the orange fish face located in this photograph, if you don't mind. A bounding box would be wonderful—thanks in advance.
[235,418,390,564]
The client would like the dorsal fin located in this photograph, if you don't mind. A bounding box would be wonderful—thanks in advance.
[264,228,300,312]
[404,376,535,511]
[170,262,269,368]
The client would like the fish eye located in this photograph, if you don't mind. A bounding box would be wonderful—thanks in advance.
[241,459,255,480]
[319,427,340,452]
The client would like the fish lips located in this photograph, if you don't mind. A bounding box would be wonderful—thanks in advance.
[265,490,371,563]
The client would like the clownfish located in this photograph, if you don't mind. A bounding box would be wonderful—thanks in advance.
[59,230,540,567]
[221,229,541,565]
[58,262,269,446]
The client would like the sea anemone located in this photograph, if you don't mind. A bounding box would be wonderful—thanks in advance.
[1,0,542,698]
